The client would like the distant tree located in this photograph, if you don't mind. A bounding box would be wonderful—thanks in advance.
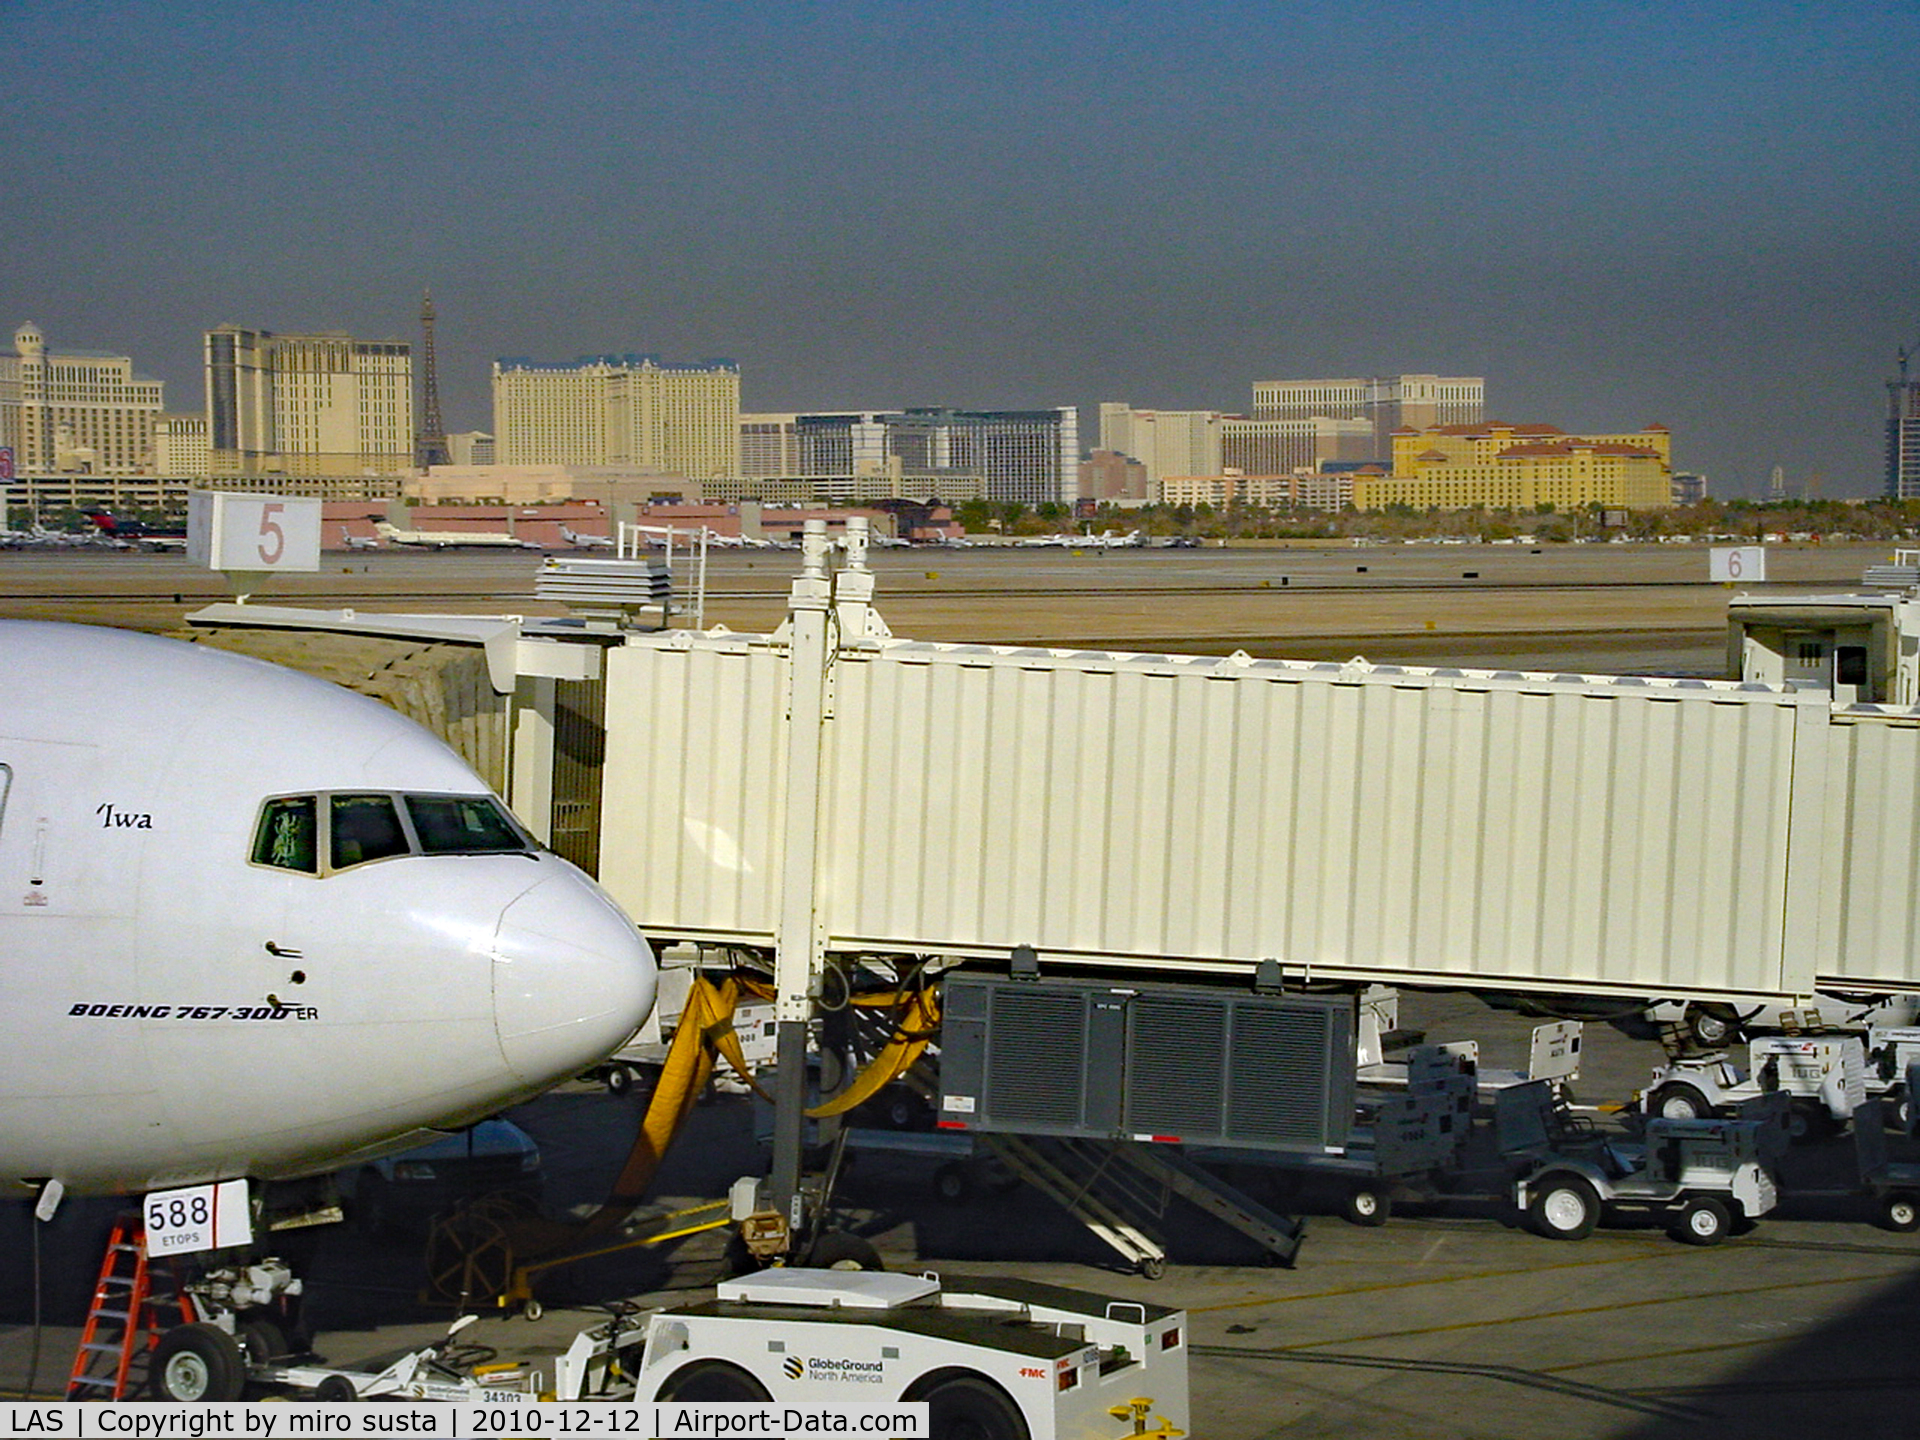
[954,499,994,534]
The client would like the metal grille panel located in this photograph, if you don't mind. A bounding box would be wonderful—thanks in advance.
[1124,997,1228,1137]
[984,988,1086,1129]
[1227,1006,1337,1143]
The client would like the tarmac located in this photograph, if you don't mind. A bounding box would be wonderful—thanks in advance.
[3,540,1917,1435]
[4,996,1915,1439]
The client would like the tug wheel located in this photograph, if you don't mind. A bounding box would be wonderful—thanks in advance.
[1648,1084,1712,1121]
[1673,1195,1731,1245]
[1528,1174,1599,1240]
[656,1360,771,1401]
[1342,1183,1392,1227]
[1882,1193,1920,1233]
[906,1371,1031,1440]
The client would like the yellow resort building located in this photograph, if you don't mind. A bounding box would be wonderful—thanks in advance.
[1353,423,1673,511]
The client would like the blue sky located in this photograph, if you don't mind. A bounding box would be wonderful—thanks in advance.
[5,0,1917,496]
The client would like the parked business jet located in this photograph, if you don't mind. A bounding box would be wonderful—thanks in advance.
[338,525,381,552]
[560,526,614,550]
[374,521,539,549]
[0,620,658,1198]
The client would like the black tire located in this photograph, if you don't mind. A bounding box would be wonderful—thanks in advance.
[718,1230,764,1280]
[1882,1192,1920,1233]
[1648,1084,1712,1122]
[605,1065,633,1097]
[656,1359,772,1401]
[910,1374,1031,1440]
[152,1322,246,1402]
[1341,1183,1391,1227]
[1137,1254,1166,1280]
[1673,1194,1731,1245]
[1786,1100,1840,1144]
[883,1085,929,1129]
[805,1231,884,1271]
[933,1161,973,1204]
[1685,1003,1741,1050]
[237,1318,288,1365]
[1528,1173,1600,1240]
[1884,1091,1913,1134]
[314,1374,359,1402]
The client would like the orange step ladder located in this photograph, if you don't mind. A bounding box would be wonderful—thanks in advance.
[66,1213,196,1399]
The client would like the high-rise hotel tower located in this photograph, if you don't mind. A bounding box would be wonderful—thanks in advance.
[1,323,164,475]
[204,326,413,480]
[491,354,741,477]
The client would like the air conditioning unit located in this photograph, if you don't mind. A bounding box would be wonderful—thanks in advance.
[937,974,1354,1154]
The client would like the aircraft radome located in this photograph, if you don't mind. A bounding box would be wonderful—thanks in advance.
[0,620,658,1199]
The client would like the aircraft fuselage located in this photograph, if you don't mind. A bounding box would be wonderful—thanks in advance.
[0,621,657,1196]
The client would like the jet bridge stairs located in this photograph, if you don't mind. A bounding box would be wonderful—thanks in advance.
[978,1132,1305,1277]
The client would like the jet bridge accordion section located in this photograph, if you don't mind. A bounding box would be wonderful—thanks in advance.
[935,975,1356,1153]
[596,627,1920,1001]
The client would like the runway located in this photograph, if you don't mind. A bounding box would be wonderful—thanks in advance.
[0,540,1891,677]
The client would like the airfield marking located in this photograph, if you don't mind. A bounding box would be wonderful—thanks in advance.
[1189,1239,1673,1314]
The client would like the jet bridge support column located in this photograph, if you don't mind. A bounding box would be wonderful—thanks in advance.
[509,676,556,844]
[771,520,834,1223]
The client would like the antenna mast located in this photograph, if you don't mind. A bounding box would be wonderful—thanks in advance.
[415,291,451,469]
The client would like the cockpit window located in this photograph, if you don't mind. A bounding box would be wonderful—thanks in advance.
[251,790,533,875]
[405,795,531,854]
[329,794,412,870]
[252,796,318,873]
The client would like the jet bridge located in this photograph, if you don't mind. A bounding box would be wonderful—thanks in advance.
[595,523,1920,1009]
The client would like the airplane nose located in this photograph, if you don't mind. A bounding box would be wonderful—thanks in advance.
[492,872,658,1087]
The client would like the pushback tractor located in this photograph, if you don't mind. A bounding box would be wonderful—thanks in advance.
[554,1268,1190,1440]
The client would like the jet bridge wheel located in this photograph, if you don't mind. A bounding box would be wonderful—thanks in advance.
[152,1322,247,1402]
[1683,1003,1743,1050]
[803,1231,884,1270]
[1528,1174,1600,1240]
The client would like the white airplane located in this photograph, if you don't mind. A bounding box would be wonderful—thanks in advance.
[0,620,658,1199]
[338,525,380,552]
[374,521,539,550]
[626,522,762,549]
[560,525,614,550]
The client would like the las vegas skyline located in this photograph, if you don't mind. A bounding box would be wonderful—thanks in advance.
[4,0,1917,498]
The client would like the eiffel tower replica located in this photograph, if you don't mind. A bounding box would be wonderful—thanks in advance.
[414,290,452,468]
